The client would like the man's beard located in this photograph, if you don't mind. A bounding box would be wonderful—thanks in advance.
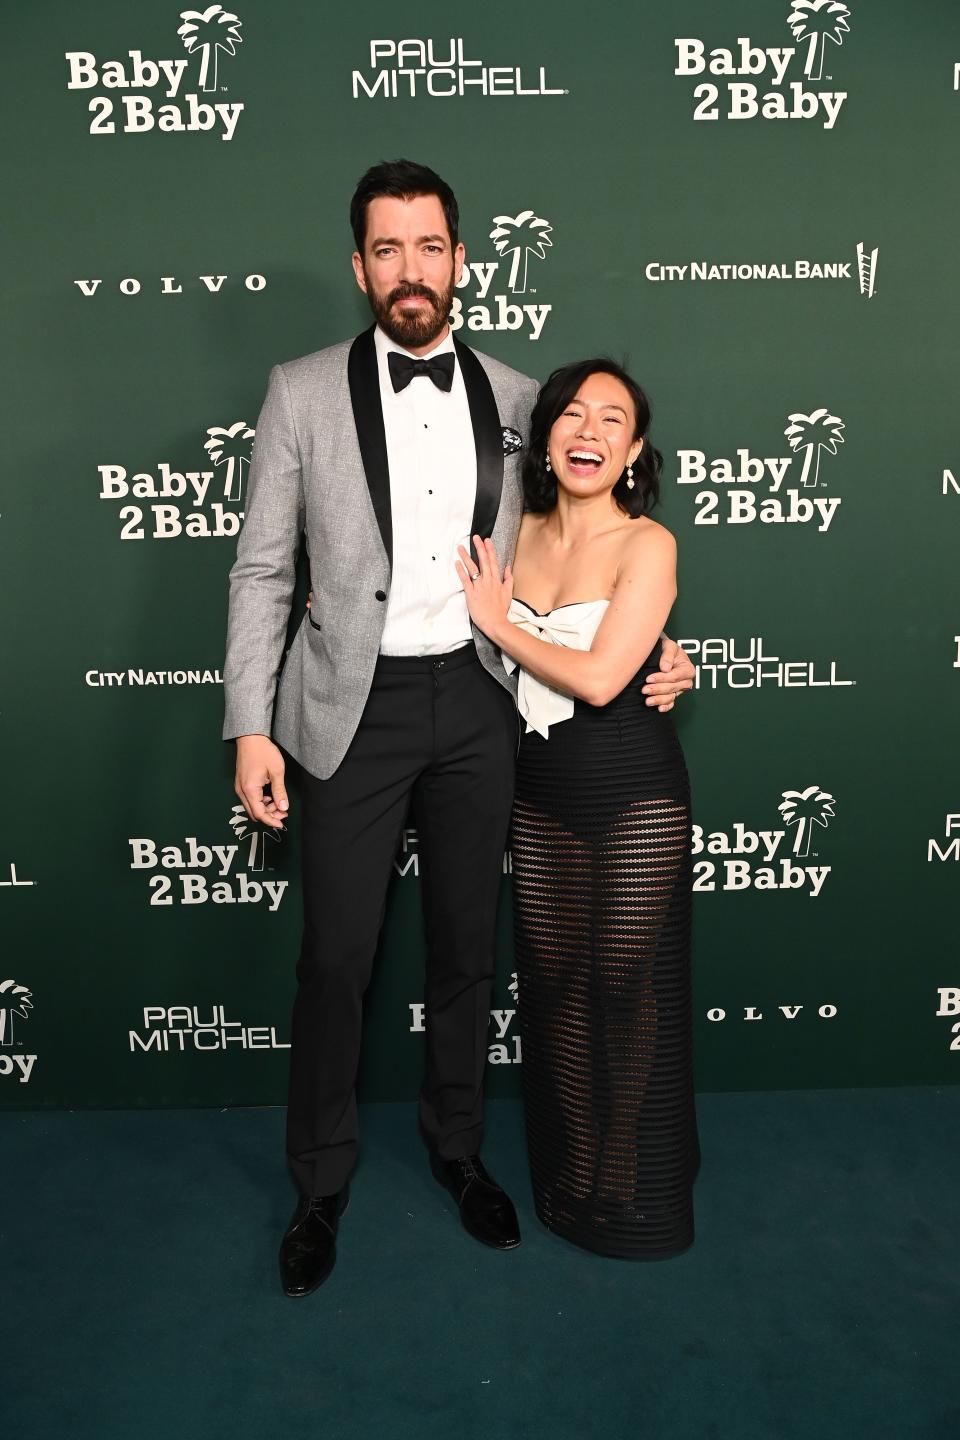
[365,272,455,349]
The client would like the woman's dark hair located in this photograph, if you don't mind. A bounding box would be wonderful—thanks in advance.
[522,358,662,518]
[350,159,459,254]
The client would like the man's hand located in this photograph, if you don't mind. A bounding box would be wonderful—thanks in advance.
[642,637,696,713]
[235,734,289,828]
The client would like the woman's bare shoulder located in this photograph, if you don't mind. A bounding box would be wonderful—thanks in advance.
[622,514,676,561]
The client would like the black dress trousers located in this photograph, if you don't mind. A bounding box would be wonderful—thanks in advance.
[286,645,517,1197]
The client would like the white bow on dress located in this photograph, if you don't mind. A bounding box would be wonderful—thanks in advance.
[502,599,609,739]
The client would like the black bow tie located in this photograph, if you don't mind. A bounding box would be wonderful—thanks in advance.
[387,350,456,394]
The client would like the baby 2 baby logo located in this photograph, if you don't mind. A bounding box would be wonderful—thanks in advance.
[98,420,254,541]
[450,210,554,341]
[675,0,852,130]
[676,407,846,533]
[65,5,245,141]
[0,980,36,1086]
[128,806,286,910]
[693,785,836,897]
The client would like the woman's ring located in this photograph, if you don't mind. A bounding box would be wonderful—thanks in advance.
[470,571,480,581]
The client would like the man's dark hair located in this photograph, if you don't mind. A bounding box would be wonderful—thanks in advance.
[350,159,460,255]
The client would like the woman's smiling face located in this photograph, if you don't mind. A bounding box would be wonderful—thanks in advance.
[547,371,643,501]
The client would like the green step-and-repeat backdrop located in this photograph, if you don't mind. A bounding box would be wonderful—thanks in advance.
[2,0,958,1108]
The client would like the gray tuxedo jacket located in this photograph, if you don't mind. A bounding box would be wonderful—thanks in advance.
[223,326,539,779]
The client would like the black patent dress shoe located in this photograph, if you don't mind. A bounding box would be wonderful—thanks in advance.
[430,1154,521,1250]
[279,1186,350,1297]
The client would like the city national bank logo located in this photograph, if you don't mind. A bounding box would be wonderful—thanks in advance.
[129,806,287,910]
[679,635,855,691]
[66,5,244,141]
[451,210,555,342]
[352,38,566,99]
[645,242,877,297]
[674,1,852,130]
[0,980,36,1085]
[693,785,836,896]
[97,419,254,541]
[129,1005,289,1054]
[676,407,846,533]
[410,972,522,1065]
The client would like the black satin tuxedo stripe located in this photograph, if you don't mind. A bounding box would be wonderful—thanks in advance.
[347,327,393,570]
[453,337,505,558]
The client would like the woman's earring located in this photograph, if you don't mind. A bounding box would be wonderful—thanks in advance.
[545,453,552,473]
[626,464,635,490]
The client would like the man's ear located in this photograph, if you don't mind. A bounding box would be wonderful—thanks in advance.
[454,242,466,286]
[351,252,368,294]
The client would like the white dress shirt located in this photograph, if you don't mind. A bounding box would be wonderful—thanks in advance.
[375,325,477,656]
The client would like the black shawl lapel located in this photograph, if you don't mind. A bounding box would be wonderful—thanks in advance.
[348,326,392,570]
[455,338,504,558]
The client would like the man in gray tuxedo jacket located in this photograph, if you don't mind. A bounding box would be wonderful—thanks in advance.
[223,161,693,1297]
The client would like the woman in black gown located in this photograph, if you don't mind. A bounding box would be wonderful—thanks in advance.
[456,359,697,1259]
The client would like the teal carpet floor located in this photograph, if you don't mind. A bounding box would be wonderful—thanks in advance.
[2,1089,958,1439]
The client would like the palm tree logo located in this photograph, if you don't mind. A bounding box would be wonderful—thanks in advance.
[0,979,33,1047]
[489,211,553,295]
[205,422,255,503]
[228,804,283,873]
[778,786,836,857]
[784,409,845,487]
[787,0,852,82]
[178,5,244,93]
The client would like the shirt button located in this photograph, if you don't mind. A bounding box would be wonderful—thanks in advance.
[375,590,386,601]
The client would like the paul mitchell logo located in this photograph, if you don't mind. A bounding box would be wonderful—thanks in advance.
[0,863,36,889]
[927,815,960,864]
[97,419,254,541]
[352,38,566,100]
[65,5,245,141]
[676,408,846,533]
[0,980,36,1085]
[394,828,512,879]
[128,806,287,910]
[692,785,836,896]
[678,636,855,691]
[674,2,852,130]
[129,1005,290,1054]
[450,210,555,342]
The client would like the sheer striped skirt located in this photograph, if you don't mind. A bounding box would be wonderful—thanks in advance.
[511,670,697,1259]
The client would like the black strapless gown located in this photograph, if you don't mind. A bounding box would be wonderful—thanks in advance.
[511,634,698,1259]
